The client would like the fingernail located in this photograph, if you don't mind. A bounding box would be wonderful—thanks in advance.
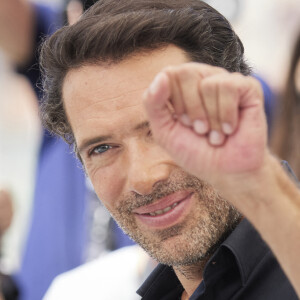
[209,130,223,145]
[193,120,208,135]
[180,114,192,126]
[149,73,163,95]
[222,123,233,135]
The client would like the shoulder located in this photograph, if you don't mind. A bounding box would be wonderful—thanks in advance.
[43,245,145,300]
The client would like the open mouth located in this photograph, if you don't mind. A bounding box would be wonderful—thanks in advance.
[133,191,194,229]
[141,200,182,217]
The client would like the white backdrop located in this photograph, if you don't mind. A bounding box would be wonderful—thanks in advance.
[207,0,300,92]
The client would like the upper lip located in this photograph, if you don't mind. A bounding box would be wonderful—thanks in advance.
[133,190,193,215]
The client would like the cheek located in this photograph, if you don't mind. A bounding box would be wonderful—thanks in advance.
[87,165,126,211]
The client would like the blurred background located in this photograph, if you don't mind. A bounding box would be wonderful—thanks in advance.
[0,0,299,299]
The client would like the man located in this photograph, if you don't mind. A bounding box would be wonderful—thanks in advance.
[1,2,132,299]
[40,0,300,299]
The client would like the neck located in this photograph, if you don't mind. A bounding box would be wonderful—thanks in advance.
[174,260,206,298]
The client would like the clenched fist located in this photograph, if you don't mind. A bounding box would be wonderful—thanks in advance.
[143,63,267,191]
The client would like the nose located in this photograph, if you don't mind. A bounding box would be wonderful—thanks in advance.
[126,141,173,196]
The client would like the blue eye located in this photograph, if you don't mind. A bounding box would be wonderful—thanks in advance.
[91,144,112,155]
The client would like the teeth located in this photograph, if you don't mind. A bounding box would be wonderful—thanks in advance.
[150,209,163,216]
[163,206,172,213]
[148,202,178,216]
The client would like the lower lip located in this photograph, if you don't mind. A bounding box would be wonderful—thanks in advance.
[134,193,193,229]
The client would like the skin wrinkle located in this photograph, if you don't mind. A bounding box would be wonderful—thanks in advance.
[80,88,148,106]
[70,103,144,142]
[59,47,191,144]
[63,88,145,112]
[111,169,242,268]
[62,46,243,283]
[64,69,148,110]
[85,102,142,115]
[77,118,150,155]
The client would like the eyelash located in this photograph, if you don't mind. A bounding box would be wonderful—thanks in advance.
[89,144,112,157]
[88,130,153,157]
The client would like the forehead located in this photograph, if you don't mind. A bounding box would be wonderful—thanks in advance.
[62,45,190,144]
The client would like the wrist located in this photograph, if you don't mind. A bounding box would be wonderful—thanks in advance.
[230,153,300,240]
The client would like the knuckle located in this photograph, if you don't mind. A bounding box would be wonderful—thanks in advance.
[162,66,177,75]
[177,67,192,80]
[201,78,216,93]
[219,78,234,91]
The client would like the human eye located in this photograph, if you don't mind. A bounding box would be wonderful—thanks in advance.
[89,144,112,156]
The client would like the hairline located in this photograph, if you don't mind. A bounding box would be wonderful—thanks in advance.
[63,43,196,162]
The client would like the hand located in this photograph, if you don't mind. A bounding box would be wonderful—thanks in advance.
[143,63,267,191]
[143,63,300,299]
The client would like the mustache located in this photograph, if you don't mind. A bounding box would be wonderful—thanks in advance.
[118,174,206,214]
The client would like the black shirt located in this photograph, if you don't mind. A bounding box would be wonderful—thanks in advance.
[137,219,298,300]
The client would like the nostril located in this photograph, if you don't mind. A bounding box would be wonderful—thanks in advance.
[126,144,173,195]
[128,169,170,196]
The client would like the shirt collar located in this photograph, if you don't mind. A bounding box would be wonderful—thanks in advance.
[137,219,270,299]
[137,264,183,299]
[221,218,270,285]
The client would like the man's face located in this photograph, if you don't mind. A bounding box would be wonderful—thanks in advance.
[63,45,241,266]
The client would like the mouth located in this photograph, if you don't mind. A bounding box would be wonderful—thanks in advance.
[145,201,180,216]
[133,190,194,229]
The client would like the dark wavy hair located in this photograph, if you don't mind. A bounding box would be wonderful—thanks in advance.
[40,0,251,146]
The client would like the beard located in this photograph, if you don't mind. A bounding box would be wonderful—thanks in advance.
[109,169,242,267]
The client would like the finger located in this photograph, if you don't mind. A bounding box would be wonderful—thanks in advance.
[200,77,225,146]
[218,74,264,135]
[143,72,174,138]
[238,76,264,109]
[164,67,188,125]
[175,66,209,134]
[217,73,241,135]
[186,62,227,78]
[163,63,226,130]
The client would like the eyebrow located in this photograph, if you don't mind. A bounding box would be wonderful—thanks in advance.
[134,120,150,131]
[78,120,150,154]
[78,135,112,154]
